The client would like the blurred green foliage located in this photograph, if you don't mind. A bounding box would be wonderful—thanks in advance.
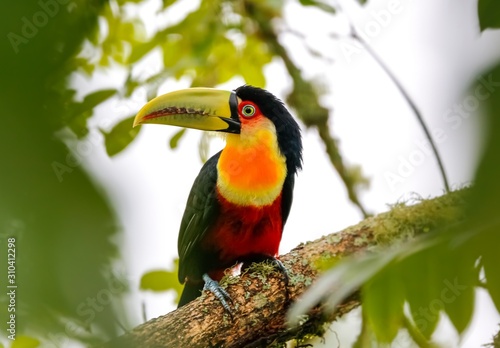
[0,0,315,345]
[10,336,40,348]
[291,65,500,348]
[0,0,126,346]
[478,0,500,31]
[288,11,500,342]
[1,0,499,346]
[101,116,139,157]
[139,259,183,303]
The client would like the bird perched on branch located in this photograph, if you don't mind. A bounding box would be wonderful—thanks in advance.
[134,85,302,312]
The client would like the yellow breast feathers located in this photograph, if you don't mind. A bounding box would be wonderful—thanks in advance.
[216,119,287,207]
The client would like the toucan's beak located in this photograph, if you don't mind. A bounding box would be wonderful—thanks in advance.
[134,88,241,133]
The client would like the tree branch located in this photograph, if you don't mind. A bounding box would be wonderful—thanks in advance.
[102,189,466,348]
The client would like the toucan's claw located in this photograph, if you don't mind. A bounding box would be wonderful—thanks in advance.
[271,258,289,288]
[241,255,290,304]
[268,258,290,303]
[202,273,233,319]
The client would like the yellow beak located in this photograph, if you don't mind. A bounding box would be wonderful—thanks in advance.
[134,88,241,133]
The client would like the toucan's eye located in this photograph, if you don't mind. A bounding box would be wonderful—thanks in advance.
[241,104,256,118]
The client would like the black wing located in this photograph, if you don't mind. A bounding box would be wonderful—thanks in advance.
[280,173,295,228]
[177,151,221,283]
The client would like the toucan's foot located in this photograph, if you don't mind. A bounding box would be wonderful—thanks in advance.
[268,258,290,303]
[269,258,289,288]
[202,273,233,317]
[241,255,290,303]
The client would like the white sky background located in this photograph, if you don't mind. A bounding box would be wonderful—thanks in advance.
[71,0,500,346]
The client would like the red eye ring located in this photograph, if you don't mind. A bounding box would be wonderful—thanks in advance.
[239,103,257,118]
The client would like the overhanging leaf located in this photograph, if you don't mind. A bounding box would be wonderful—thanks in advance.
[67,108,93,138]
[478,0,500,31]
[288,232,442,328]
[298,0,336,13]
[140,270,178,292]
[441,246,476,334]
[353,310,372,348]
[102,115,141,157]
[484,250,500,313]
[163,0,177,8]
[287,250,398,326]
[363,263,404,342]
[82,89,117,111]
[67,89,118,138]
[402,246,443,339]
[169,128,186,149]
[129,41,159,64]
[140,260,183,303]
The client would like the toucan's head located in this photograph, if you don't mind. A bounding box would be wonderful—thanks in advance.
[134,85,302,174]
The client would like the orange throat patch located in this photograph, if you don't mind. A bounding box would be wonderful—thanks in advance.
[216,124,287,207]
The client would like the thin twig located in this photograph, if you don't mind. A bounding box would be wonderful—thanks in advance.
[336,1,450,192]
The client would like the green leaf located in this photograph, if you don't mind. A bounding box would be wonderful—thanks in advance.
[117,0,143,4]
[362,263,404,342]
[82,89,117,111]
[65,89,116,138]
[129,41,159,64]
[162,38,184,70]
[87,22,101,45]
[102,116,141,157]
[241,64,266,88]
[140,260,183,302]
[67,108,92,138]
[140,270,177,291]
[169,129,186,149]
[239,36,272,87]
[403,246,443,339]
[478,0,500,31]
[11,336,40,348]
[298,0,336,13]
[2,0,122,341]
[69,57,95,76]
[441,247,476,334]
[468,64,500,314]
[484,249,500,313]
[287,250,398,326]
[163,0,177,8]
[353,312,372,348]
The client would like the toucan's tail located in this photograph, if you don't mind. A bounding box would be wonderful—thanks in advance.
[178,282,203,308]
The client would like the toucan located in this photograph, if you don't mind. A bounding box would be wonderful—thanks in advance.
[134,85,302,311]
